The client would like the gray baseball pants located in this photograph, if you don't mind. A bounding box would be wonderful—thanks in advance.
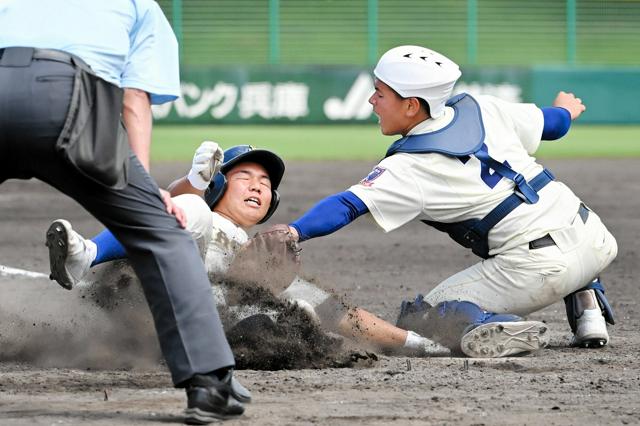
[0,50,234,386]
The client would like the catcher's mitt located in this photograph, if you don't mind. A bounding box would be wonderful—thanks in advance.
[225,224,302,294]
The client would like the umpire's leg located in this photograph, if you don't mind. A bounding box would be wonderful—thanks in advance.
[42,155,235,385]
[0,55,234,385]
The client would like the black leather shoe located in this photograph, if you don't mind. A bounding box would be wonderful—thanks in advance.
[220,369,252,403]
[184,374,245,424]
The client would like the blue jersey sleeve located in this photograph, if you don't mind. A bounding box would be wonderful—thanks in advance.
[541,107,571,140]
[289,191,369,242]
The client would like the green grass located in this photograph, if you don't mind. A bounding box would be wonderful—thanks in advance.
[536,125,640,158]
[151,124,640,163]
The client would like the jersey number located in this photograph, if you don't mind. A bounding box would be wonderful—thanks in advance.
[458,143,509,189]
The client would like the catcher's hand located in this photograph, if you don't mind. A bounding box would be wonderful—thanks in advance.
[187,140,224,190]
[226,224,302,294]
[553,91,586,120]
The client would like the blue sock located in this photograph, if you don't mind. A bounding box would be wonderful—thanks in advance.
[90,229,127,266]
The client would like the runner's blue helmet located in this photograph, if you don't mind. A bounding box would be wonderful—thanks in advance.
[204,145,284,224]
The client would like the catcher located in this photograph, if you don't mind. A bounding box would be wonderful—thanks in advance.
[268,45,618,358]
[46,142,442,355]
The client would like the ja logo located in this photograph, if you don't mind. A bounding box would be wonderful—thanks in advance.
[323,73,374,120]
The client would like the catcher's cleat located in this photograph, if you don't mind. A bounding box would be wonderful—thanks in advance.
[570,308,609,348]
[565,287,611,349]
[45,219,95,290]
[461,321,549,358]
[184,373,245,424]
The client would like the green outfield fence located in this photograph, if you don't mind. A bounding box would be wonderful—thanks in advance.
[157,0,640,67]
[153,1,640,125]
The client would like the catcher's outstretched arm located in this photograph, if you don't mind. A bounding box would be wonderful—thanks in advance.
[289,191,368,241]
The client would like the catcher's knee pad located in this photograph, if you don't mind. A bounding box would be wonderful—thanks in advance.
[422,300,522,351]
[564,278,615,333]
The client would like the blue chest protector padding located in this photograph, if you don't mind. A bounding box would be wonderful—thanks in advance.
[386,93,486,157]
[386,93,555,259]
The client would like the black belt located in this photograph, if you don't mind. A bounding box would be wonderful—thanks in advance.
[529,203,589,250]
[0,47,86,68]
[32,48,76,65]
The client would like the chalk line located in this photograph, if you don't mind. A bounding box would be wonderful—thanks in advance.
[0,264,49,279]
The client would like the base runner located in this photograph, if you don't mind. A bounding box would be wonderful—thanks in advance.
[47,142,445,356]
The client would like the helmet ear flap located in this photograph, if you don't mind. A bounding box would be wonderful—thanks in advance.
[258,189,280,224]
[204,172,228,210]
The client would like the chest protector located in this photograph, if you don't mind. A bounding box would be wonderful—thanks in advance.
[385,93,555,259]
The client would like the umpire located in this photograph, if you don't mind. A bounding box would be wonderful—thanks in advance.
[0,0,247,423]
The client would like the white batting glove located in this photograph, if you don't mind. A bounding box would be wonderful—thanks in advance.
[187,141,224,190]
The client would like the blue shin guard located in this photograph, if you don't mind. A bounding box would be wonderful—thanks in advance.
[397,298,522,351]
[432,301,522,345]
[396,294,431,331]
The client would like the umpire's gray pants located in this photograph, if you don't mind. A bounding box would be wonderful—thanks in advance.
[0,52,234,385]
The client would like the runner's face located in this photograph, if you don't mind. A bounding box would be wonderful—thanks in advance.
[215,162,272,228]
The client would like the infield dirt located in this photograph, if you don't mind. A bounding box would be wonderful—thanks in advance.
[1,159,639,425]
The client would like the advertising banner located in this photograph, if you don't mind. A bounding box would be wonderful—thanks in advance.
[153,66,639,124]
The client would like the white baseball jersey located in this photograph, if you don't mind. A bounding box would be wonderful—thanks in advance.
[201,212,327,314]
[168,195,248,306]
[82,194,322,325]
[172,194,250,276]
[204,212,249,276]
[200,211,255,311]
[174,195,325,313]
[350,95,581,256]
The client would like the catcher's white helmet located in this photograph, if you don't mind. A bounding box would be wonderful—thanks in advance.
[373,45,461,118]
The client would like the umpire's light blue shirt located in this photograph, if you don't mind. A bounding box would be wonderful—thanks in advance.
[0,0,180,104]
